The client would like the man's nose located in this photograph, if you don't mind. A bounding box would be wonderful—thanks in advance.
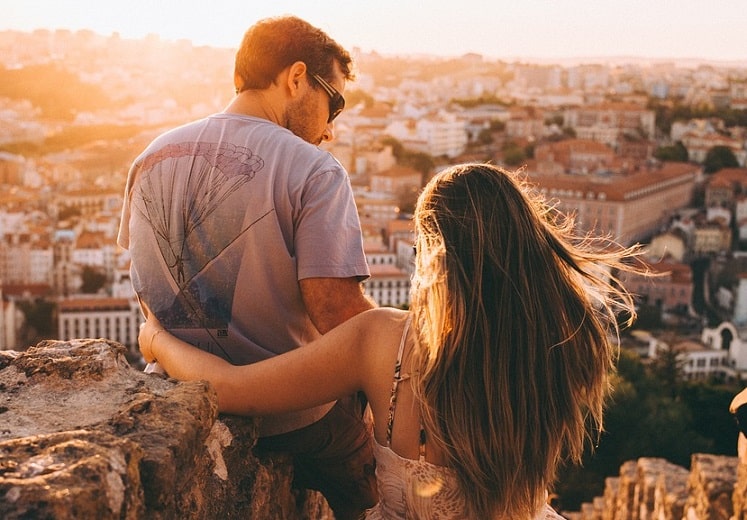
[322,122,335,142]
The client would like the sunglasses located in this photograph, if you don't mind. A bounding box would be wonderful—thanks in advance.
[310,73,345,123]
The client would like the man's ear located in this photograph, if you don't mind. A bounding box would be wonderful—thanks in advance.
[286,61,308,97]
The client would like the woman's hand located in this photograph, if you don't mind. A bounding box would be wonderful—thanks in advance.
[138,313,165,363]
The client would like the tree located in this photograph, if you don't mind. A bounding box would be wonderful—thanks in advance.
[18,298,56,347]
[476,128,494,145]
[502,140,527,166]
[704,145,739,173]
[379,136,435,175]
[345,89,375,109]
[649,341,687,399]
[80,266,107,294]
[631,303,662,330]
[489,120,506,132]
[554,348,722,511]
[396,185,420,215]
[654,141,689,162]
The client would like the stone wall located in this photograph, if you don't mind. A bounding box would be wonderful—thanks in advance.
[567,454,741,520]
[0,339,332,519]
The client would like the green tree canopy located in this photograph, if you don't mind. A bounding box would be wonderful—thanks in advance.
[704,145,739,173]
[380,136,435,175]
[554,348,740,511]
[80,266,107,294]
[654,141,689,162]
[18,298,56,346]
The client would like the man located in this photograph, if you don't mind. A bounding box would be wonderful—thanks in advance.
[117,15,376,519]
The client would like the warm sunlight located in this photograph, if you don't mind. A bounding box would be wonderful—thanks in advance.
[2,2,747,519]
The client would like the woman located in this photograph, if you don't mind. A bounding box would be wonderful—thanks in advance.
[139,163,640,519]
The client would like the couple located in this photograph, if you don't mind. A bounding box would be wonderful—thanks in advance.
[121,15,641,520]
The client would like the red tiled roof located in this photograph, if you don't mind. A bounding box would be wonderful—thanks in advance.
[529,162,699,202]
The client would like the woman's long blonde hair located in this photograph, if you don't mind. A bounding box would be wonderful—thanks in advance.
[410,163,640,519]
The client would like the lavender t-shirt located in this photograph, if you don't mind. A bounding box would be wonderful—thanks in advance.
[118,113,369,434]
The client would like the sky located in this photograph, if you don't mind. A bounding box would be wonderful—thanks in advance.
[3,0,747,63]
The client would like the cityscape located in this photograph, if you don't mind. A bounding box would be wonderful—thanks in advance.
[1,26,747,512]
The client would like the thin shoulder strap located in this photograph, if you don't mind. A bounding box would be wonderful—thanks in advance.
[384,316,428,461]
[385,315,412,446]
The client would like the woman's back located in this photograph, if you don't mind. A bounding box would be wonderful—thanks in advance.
[363,314,566,519]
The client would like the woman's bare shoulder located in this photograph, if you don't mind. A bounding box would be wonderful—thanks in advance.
[356,307,410,335]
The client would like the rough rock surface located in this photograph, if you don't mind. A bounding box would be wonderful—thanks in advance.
[652,461,689,520]
[570,452,744,520]
[684,453,738,520]
[735,455,747,520]
[0,339,331,519]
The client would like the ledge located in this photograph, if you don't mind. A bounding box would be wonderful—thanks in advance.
[0,339,331,519]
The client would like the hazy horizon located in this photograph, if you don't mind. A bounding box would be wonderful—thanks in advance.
[3,0,747,64]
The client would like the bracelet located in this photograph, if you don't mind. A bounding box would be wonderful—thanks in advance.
[149,328,166,358]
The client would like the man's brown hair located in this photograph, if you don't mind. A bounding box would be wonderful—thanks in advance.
[235,15,354,93]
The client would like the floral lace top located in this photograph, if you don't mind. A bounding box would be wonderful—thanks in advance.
[364,316,566,520]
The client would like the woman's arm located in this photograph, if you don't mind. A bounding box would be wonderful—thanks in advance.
[139,308,399,416]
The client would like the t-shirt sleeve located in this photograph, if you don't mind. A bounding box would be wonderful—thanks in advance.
[116,159,142,250]
[295,164,369,281]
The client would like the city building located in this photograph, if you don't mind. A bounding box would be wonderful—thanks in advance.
[57,296,142,353]
[705,168,747,208]
[534,139,616,175]
[363,263,411,308]
[0,287,18,350]
[692,224,732,255]
[384,113,468,158]
[530,162,699,245]
[701,321,747,380]
[680,127,746,166]
[675,341,731,382]
[646,231,688,263]
[563,102,655,149]
[369,165,423,195]
[618,258,693,312]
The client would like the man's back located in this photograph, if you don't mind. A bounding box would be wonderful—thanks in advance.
[118,112,369,433]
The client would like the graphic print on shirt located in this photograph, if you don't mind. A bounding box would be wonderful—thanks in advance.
[131,142,266,333]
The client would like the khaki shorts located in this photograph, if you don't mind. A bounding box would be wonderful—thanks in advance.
[255,393,378,517]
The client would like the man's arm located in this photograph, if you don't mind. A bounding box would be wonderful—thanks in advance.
[300,277,376,334]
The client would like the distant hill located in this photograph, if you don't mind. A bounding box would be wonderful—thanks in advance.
[0,64,111,120]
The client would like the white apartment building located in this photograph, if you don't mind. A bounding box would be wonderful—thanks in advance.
[57,297,143,353]
[0,288,18,350]
[642,335,732,382]
[363,264,411,308]
[384,113,468,158]
[0,233,54,286]
[730,277,747,329]
[677,341,730,381]
[356,192,400,225]
[417,115,468,158]
[29,246,54,285]
[701,322,747,381]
